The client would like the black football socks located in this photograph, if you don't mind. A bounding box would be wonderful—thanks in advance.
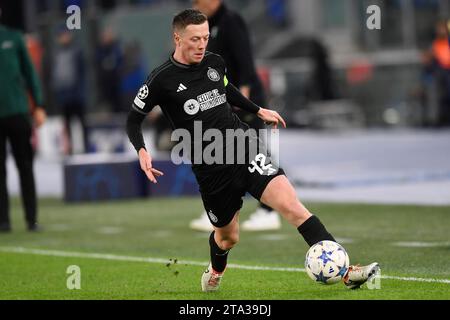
[209,231,229,273]
[297,215,336,247]
[260,202,274,212]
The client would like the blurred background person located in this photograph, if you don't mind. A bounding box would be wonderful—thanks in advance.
[120,40,177,152]
[190,0,281,232]
[0,13,46,232]
[120,41,148,114]
[266,0,288,29]
[51,28,88,155]
[422,19,450,127]
[306,39,336,103]
[96,26,124,114]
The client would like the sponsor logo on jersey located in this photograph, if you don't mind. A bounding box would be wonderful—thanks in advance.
[207,210,218,223]
[137,84,149,100]
[182,89,226,115]
[207,67,220,82]
[183,99,200,115]
[197,89,226,112]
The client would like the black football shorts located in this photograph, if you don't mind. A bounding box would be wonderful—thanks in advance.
[195,158,285,228]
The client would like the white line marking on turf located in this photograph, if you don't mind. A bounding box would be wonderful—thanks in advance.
[258,234,289,241]
[334,237,355,244]
[151,230,172,237]
[46,224,71,232]
[380,275,450,283]
[96,227,123,235]
[392,241,450,248]
[0,246,449,284]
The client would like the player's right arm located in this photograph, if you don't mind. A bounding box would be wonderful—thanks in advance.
[126,73,165,183]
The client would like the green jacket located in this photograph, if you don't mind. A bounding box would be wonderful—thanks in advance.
[0,25,43,118]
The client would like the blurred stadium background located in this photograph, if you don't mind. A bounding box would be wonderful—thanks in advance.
[0,0,449,300]
[1,0,449,203]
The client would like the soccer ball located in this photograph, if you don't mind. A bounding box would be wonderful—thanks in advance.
[305,240,350,285]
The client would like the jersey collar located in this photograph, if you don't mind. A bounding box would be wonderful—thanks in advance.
[170,53,205,69]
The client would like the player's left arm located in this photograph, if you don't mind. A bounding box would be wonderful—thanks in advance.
[226,81,286,129]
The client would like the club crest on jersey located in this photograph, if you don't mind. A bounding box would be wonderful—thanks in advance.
[207,68,220,82]
[183,99,200,115]
[137,84,149,100]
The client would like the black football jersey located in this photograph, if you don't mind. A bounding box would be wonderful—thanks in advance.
[132,52,251,173]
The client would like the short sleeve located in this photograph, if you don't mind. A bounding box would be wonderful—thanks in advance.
[131,72,162,114]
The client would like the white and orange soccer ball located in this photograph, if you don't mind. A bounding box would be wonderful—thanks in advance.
[305,240,350,285]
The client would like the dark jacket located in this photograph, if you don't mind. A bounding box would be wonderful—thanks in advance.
[207,3,265,106]
[0,25,43,118]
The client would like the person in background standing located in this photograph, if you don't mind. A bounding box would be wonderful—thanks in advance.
[190,0,281,232]
[0,14,46,232]
[97,26,124,114]
[51,28,88,154]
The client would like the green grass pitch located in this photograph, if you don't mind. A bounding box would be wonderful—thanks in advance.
[0,197,449,300]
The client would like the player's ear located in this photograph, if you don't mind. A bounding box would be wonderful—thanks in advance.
[174,32,181,47]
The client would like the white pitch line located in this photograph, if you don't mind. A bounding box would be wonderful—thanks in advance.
[1,246,449,284]
[392,241,450,248]
[381,275,450,283]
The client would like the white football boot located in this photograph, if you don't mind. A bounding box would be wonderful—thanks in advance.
[201,263,224,292]
[189,211,214,232]
[343,262,380,289]
[241,208,281,231]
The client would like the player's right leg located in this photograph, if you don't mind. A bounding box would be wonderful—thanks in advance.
[198,178,244,292]
[259,174,380,289]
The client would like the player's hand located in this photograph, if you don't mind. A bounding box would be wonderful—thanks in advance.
[33,107,47,128]
[138,148,164,184]
[257,108,286,129]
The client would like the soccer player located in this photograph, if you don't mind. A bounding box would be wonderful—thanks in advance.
[126,9,379,292]
[189,0,281,232]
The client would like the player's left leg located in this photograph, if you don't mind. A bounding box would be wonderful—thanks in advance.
[240,110,281,231]
[259,175,335,245]
[259,174,379,289]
